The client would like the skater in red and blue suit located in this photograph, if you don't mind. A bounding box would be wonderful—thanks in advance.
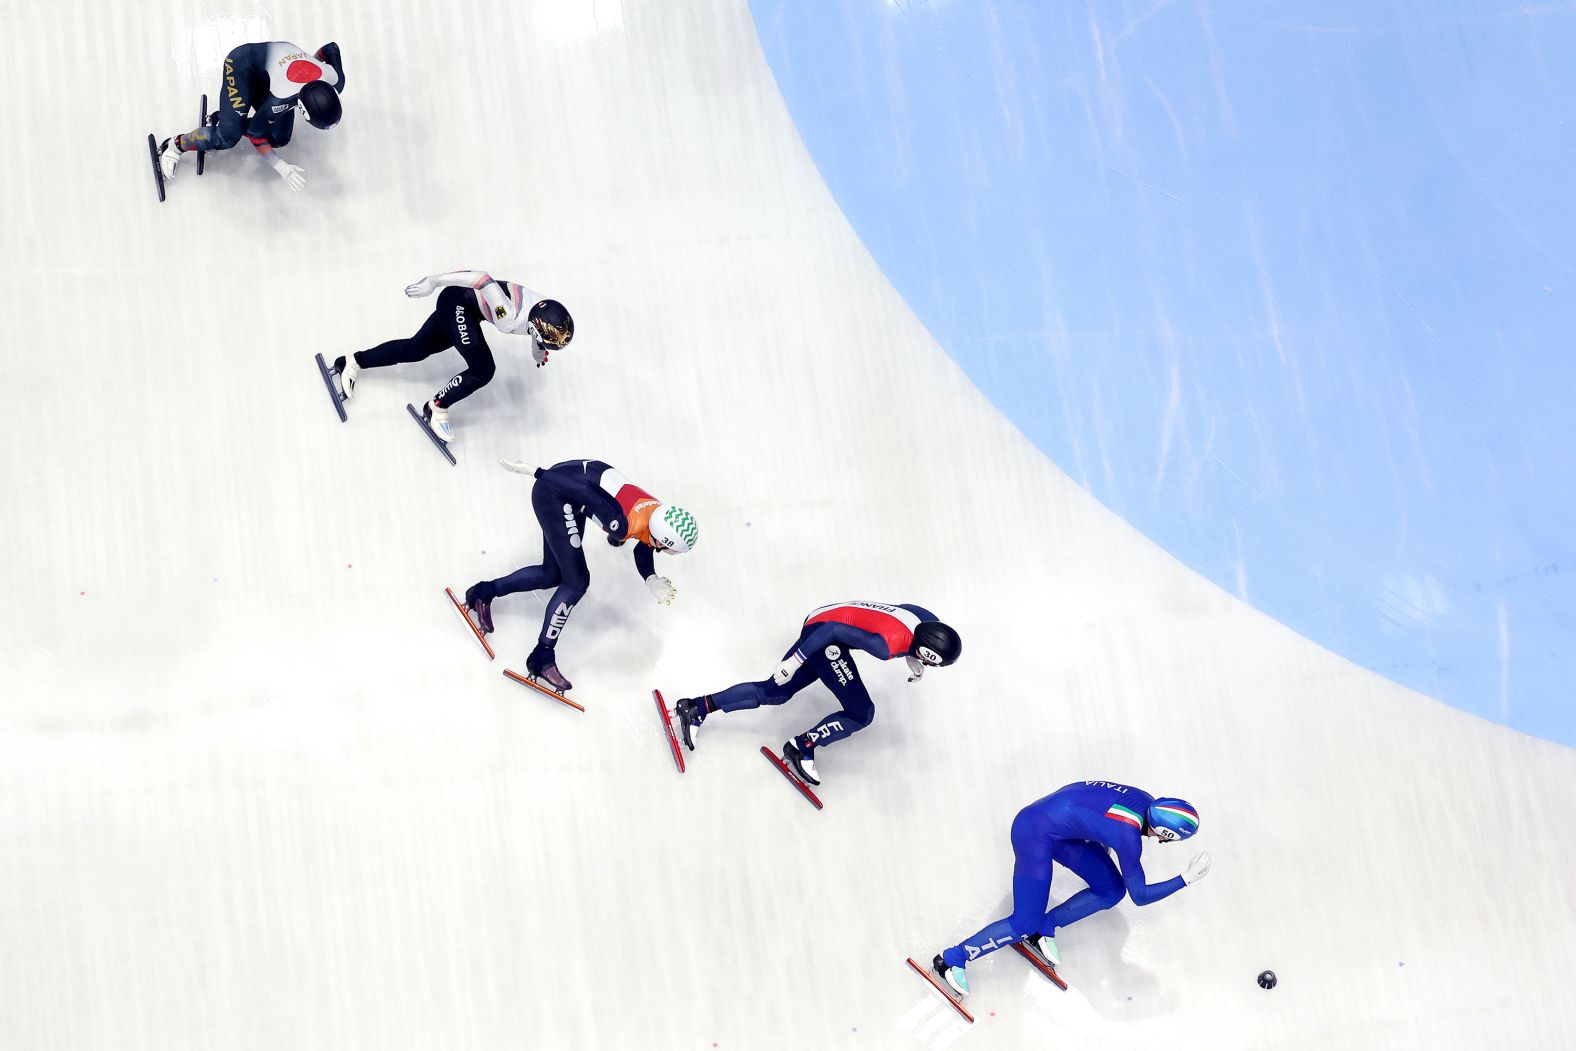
[673,601,961,785]
[930,782,1212,999]
[462,459,698,693]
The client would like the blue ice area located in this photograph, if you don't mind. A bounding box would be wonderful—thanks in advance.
[749,1,1576,744]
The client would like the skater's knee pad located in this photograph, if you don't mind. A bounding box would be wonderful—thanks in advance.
[470,357,497,385]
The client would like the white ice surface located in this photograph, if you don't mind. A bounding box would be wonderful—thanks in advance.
[2,2,1574,1049]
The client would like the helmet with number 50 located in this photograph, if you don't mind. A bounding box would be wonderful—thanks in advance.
[1146,798,1200,841]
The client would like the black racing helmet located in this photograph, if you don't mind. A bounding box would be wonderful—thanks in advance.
[299,80,342,130]
[910,621,962,667]
[529,299,574,348]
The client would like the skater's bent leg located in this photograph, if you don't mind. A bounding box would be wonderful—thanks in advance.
[434,321,494,406]
[530,493,589,651]
[708,636,819,713]
[940,809,1059,968]
[430,293,496,407]
[709,678,790,713]
[941,874,1053,969]
[181,97,246,151]
[536,578,587,650]
[355,305,454,370]
[181,51,251,152]
[793,652,875,750]
[488,560,561,599]
[1043,841,1125,933]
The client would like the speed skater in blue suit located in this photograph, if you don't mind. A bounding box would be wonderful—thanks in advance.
[930,781,1212,998]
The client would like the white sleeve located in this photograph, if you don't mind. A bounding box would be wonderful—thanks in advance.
[428,270,493,290]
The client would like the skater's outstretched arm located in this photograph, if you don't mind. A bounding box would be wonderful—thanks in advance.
[404,271,497,299]
[407,272,532,330]
[245,136,306,192]
[1111,839,1186,906]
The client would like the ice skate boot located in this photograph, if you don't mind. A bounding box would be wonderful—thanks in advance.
[782,738,820,786]
[158,137,184,180]
[932,954,969,998]
[332,354,361,400]
[673,697,707,751]
[526,645,572,693]
[463,582,494,634]
[1025,932,1061,967]
[423,398,453,442]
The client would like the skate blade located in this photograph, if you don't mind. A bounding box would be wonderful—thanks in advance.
[903,957,973,1024]
[445,587,495,659]
[146,133,166,203]
[503,669,584,712]
[651,689,686,774]
[406,403,457,465]
[315,353,348,422]
[760,746,823,810]
[1011,941,1069,990]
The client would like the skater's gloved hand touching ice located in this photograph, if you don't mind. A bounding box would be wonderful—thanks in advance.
[498,459,538,475]
[532,340,551,368]
[772,651,806,686]
[1182,852,1212,885]
[645,575,676,605]
[404,276,437,298]
[270,157,306,192]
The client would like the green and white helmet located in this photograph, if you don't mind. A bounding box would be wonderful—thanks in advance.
[649,504,699,554]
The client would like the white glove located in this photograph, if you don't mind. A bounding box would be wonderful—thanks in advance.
[645,575,676,605]
[1182,851,1212,885]
[270,157,306,192]
[404,276,437,298]
[498,459,539,475]
[532,342,551,369]
[772,652,805,686]
[905,655,926,682]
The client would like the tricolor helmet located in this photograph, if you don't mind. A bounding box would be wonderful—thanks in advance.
[1145,798,1199,841]
[909,620,961,667]
[649,504,698,554]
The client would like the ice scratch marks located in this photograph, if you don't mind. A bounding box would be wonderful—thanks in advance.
[1377,574,1449,637]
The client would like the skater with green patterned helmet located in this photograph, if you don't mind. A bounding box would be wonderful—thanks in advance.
[461,459,697,693]
[667,601,960,786]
